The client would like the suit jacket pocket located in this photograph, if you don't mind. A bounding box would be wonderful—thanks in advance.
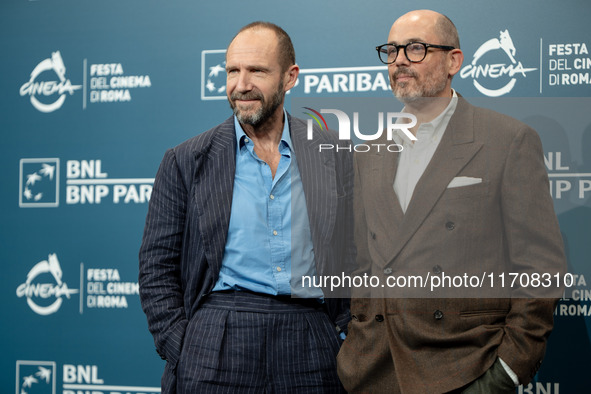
[443,180,490,200]
[459,309,510,317]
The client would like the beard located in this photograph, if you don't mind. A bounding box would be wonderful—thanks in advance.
[390,64,448,104]
[229,80,284,127]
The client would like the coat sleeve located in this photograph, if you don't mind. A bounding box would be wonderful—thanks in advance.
[139,148,189,367]
[496,124,567,384]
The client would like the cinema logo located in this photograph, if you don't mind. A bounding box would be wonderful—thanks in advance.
[16,253,79,316]
[460,30,536,96]
[19,51,82,113]
[303,107,415,152]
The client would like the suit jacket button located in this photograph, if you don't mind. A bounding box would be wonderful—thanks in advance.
[384,267,393,275]
[445,221,455,230]
[434,310,444,320]
[370,231,376,240]
[433,265,442,274]
[375,314,384,322]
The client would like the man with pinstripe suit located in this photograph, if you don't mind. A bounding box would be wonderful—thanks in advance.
[139,22,353,393]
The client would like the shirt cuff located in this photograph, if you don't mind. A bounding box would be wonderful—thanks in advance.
[498,357,520,386]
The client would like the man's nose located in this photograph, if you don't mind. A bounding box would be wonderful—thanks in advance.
[235,72,252,92]
[394,48,411,67]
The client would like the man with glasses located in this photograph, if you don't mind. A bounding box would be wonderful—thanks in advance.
[337,9,565,393]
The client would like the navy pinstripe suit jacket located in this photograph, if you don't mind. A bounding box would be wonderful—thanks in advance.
[139,113,354,393]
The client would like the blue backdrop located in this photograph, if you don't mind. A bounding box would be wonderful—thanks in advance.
[2,1,590,393]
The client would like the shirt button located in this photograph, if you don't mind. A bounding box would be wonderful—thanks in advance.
[445,221,455,230]
[270,194,275,200]
[245,138,249,143]
[434,310,444,320]
[375,315,384,322]
[273,230,278,236]
[433,265,442,274]
[384,267,393,275]
[276,267,282,272]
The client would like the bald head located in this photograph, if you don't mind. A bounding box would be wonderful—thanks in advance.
[391,10,459,49]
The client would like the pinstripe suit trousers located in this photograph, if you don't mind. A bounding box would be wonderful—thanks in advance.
[175,291,346,394]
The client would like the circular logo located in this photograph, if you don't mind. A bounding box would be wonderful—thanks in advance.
[19,51,82,113]
[460,30,537,97]
[16,253,78,315]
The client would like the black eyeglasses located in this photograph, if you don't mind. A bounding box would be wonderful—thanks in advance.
[376,42,455,64]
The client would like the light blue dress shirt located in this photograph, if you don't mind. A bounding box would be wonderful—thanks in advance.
[212,111,321,297]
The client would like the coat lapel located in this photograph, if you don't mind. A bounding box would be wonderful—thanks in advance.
[193,117,236,274]
[384,98,483,265]
[372,143,405,231]
[290,114,337,245]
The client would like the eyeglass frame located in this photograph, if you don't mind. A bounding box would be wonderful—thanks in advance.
[376,42,456,64]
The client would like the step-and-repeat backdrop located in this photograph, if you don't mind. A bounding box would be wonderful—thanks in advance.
[2,1,589,393]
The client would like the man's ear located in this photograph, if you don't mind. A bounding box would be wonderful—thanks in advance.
[448,49,464,77]
[284,64,300,92]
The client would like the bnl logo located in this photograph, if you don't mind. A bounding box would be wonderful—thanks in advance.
[16,361,56,394]
[201,50,227,100]
[19,159,60,208]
